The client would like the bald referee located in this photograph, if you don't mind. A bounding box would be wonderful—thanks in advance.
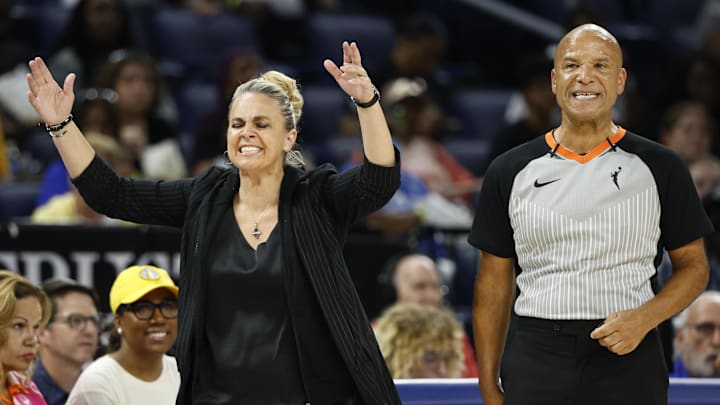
[469,24,712,405]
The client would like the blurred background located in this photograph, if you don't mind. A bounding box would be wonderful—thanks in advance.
[2,0,720,347]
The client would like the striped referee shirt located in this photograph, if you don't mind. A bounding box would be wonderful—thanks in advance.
[469,127,712,320]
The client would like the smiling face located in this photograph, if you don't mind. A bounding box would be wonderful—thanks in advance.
[551,24,627,126]
[226,92,296,173]
[115,288,177,357]
[0,297,42,373]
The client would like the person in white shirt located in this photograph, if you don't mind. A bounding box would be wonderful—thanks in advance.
[66,265,180,405]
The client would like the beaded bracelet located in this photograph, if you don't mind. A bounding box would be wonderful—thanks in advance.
[42,114,74,136]
[48,129,68,139]
[351,87,380,108]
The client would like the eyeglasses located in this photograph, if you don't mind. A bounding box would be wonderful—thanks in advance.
[421,351,450,366]
[53,314,100,330]
[690,322,720,338]
[120,300,178,320]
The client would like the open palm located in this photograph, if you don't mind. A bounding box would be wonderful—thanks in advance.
[26,57,75,125]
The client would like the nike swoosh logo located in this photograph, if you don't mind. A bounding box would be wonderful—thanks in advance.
[533,178,560,188]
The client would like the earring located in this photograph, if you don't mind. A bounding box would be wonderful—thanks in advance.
[117,327,122,335]
[223,151,232,165]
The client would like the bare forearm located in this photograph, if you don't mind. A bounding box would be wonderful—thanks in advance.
[642,260,707,327]
[50,121,96,178]
[472,253,515,402]
[640,238,709,330]
[473,279,513,392]
[357,103,395,167]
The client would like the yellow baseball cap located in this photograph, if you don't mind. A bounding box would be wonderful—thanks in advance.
[109,265,179,314]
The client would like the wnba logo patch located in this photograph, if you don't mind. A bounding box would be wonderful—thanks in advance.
[139,267,161,280]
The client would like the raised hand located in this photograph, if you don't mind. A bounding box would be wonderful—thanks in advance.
[323,41,376,104]
[26,57,76,126]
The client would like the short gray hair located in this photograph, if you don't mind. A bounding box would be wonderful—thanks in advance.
[672,291,720,330]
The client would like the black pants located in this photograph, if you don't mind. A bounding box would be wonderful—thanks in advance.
[501,317,668,405]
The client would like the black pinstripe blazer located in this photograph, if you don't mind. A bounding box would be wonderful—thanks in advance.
[74,152,402,404]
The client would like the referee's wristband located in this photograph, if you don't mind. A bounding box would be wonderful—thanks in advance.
[351,87,380,108]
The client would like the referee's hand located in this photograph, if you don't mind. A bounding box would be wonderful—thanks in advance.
[590,309,652,355]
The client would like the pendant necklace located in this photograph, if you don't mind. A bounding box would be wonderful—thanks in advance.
[251,204,272,239]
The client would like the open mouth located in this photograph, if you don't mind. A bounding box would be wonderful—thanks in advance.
[240,146,262,155]
[147,331,171,341]
[572,92,599,100]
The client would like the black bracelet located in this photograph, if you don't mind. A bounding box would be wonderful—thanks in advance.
[351,87,380,108]
[43,114,74,133]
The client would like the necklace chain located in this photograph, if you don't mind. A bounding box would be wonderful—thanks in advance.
[251,204,272,240]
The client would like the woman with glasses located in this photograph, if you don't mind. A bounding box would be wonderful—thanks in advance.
[374,303,465,379]
[0,270,51,405]
[66,265,179,405]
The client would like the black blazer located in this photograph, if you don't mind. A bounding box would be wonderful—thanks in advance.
[73,152,402,404]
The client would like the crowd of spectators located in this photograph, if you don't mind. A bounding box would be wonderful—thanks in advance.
[1,0,720,392]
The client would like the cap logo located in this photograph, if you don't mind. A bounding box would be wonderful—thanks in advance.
[139,267,161,281]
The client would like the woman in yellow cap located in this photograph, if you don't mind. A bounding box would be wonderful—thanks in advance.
[0,270,51,405]
[66,265,179,405]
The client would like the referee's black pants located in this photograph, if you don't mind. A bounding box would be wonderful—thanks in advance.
[500,317,668,405]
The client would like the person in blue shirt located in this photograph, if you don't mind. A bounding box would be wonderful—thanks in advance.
[670,291,720,378]
[33,278,100,405]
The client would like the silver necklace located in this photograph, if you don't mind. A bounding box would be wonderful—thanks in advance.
[251,204,272,239]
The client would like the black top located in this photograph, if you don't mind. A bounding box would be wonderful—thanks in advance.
[195,207,305,404]
[72,152,402,405]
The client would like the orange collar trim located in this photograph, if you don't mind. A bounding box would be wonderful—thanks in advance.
[545,126,627,163]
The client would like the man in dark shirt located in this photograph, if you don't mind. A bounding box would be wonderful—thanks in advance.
[33,278,100,405]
